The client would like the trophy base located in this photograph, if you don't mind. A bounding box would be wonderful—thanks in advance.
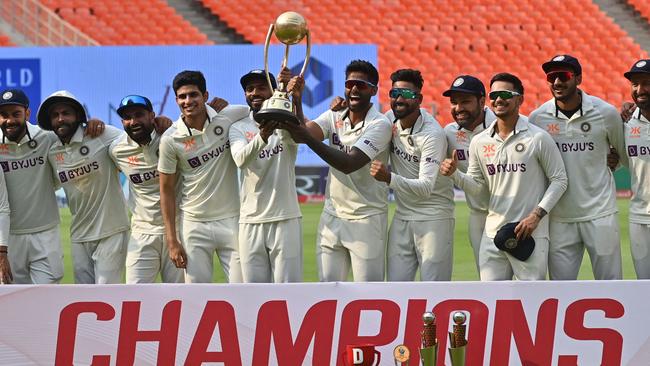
[254,108,300,125]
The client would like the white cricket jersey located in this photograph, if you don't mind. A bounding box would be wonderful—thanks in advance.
[0,171,9,246]
[528,91,625,222]
[109,130,165,234]
[444,107,495,213]
[229,112,301,223]
[313,107,392,219]
[453,116,568,238]
[0,123,60,234]
[48,125,129,242]
[624,110,650,224]
[384,108,454,221]
[158,105,248,221]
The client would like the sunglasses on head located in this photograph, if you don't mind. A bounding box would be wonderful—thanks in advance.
[389,88,419,99]
[345,79,376,90]
[546,71,574,83]
[120,95,152,109]
[488,90,522,100]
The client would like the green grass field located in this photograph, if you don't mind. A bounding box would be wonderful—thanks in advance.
[58,199,635,283]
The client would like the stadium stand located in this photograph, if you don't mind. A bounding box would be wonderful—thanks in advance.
[629,0,650,23]
[38,0,210,45]
[200,0,648,120]
[0,34,14,46]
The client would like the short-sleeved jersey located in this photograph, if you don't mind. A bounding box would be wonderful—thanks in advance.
[444,107,495,213]
[229,112,301,223]
[0,123,60,234]
[624,110,650,224]
[158,105,248,222]
[454,116,568,238]
[313,107,392,219]
[48,125,129,242]
[109,130,165,234]
[528,91,625,222]
[384,108,453,221]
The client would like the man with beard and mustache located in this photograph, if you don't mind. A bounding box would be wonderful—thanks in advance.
[442,75,494,272]
[528,55,626,280]
[108,95,184,284]
[38,90,129,284]
[280,60,392,282]
[159,71,248,283]
[367,69,453,281]
[621,60,650,278]
[228,69,303,283]
[441,73,568,281]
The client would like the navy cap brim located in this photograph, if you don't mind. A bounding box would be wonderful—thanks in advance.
[542,61,580,74]
[624,70,650,80]
[240,72,277,90]
[442,88,484,97]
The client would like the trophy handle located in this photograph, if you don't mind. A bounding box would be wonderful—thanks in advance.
[263,23,276,92]
[298,29,311,77]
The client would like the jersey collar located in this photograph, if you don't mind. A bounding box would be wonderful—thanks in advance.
[543,89,595,119]
[1,122,40,145]
[489,115,529,138]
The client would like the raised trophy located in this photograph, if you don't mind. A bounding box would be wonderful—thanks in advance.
[448,311,468,366]
[254,11,311,125]
[393,344,410,365]
[420,312,438,366]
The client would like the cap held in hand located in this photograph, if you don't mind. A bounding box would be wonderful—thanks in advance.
[494,222,535,261]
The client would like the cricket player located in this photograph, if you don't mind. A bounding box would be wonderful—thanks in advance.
[442,75,494,271]
[109,95,184,284]
[229,69,303,283]
[159,70,247,283]
[281,60,392,282]
[528,55,626,280]
[37,90,129,284]
[368,69,454,281]
[441,73,568,281]
[622,59,650,278]
[0,161,9,285]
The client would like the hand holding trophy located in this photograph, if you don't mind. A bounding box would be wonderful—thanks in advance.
[254,11,311,125]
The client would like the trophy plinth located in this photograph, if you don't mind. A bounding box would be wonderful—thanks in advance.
[254,11,311,126]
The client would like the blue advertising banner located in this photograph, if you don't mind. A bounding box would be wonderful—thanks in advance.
[0,45,377,166]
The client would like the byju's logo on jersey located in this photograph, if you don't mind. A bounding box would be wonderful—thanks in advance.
[291,57,332,108]
[187,157,201,168]
[486,163,527,175]
[628,145,650,157]
[456,149,467,161]
[0,162,8,173]
[0,59,41,112]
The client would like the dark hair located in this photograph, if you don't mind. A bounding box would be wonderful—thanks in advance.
[490,73,524,95]
[390,69,424,91]
[345,60,379,86]
[173,70,207,95]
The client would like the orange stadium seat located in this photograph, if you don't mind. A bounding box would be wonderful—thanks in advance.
[0,34,14,46]
[197,0,648,120]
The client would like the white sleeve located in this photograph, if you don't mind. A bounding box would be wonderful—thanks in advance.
[536,132,568,212]
[388,133,445,199]
[353,119,392,160]
[102,125,125,145]
[0,172,10,247]
[603,104,626,157]
[452,138,487,196]
[220,105,250,123]
[229,123,266,168]
[312,110,333,140]
[157,135,178,174]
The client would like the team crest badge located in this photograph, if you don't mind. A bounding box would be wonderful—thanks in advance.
[453,78,464,87]
[580,122,591,133]
[553,55,566,61]
[505,238,518,249]
[79,145,89,156]
[28,140,38,149]
[637,61,647,68]
[515,142,525,152]
[2,92,12,100]
[214,126,224,136]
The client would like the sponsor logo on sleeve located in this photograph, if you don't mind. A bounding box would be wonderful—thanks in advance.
[363,139,379,152]
[546,123,560,135]
[456,149,467,161]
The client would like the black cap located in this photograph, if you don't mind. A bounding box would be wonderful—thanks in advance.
[0,89,29,109]
[494,222,536,261]
[542,55,582,75]
[442,75,486,97]
[240,69,277,90]
[624,59,650,80]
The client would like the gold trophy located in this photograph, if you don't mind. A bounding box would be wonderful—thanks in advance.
[447,311,468,366]
[420,312,438,366]
[254,11,311,125]
[393,344,410,365]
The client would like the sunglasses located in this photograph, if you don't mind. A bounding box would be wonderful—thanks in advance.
[389,88,419,99]
[546,71,574,83]
[488,90,522,101]
[119,95,152,109]
[345,79,376,90]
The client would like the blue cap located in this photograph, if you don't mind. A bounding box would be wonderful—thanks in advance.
[442,75,486,97]
[624,59,650,80]
[542,54,582,75]
[0,89,29,108]
[117,95,153,119]
[240,69,277,90]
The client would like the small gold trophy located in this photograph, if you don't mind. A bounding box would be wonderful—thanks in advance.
[393,344,410,365]
[448,311,468,366]
[254,11,311,125]
[420,312,438,366]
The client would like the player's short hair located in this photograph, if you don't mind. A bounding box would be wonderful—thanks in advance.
[173,70,207,95]
[390,69,424,91]
[490,73,524,95]
[345,60,379,86]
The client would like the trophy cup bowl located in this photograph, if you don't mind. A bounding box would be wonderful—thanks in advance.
[254,11,311,126]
